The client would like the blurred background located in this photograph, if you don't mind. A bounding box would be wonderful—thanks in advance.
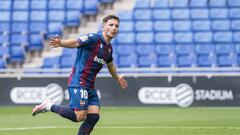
[0,0,240,107]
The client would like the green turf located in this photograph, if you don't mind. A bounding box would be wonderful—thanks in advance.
[0,106,240,135]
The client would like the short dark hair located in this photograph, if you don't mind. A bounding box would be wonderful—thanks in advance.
[103,15,120,23]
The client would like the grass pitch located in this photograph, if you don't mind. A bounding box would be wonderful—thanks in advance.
[0,106,240,135]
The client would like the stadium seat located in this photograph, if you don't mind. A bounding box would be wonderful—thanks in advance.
[10,34,28,46]
[158,54,176,67]
[133,9,152,20]
[30,0,47,10]
[0,34,9,47]
[170,0,188,8]
[12,11,29,22]
[210,8,228,19]
[218,54,238,67]
[117,10,132,21]
[117,45,135,56]
[233,32,240,43]
[196,45,215,55]
[119,21,134,32]
[176,45,195,55]
[83,0,99,15]
[48,11,65,22]
[42,56,60,68]
[174,32,193,43]
[190,9,209,19]
[152,9,171,20]
[134,0,151,9]
[0,0,12,10]
[228,0,240,7]
[172,21,191,31]
[60,55,75,68]
[177,54,197,67]
[156,45,175,55]
[136,45,155,56]
[212,20,230,31]
[209,0,226,7]
[67,0,83,11]
[48,0,65,10]
[155,32,173,44]
[213,32,233,43]
[0,23,10,33]
[65,11,82,27]
[0,59,7,68]
[138,54,157,67]
[231,20,240,31]
[229,8,240,19]
[135,32,154,44]
[0,11,11,22]
[135,21,153,32]
[13,0,29,10]
[194,32,213,43]
[215,45,235,55]
[197,54,217,67]
[62,48,77,56]
[172,9,190,20]
[30,11,47,22]
[154,21,172,32]
[29,22,47,34]
[47,22,63,37]
[0,46,9,58]
[29,34,44,51]
[118,54,138,67]
[11,22,28,33]
[9,46,25,63]
[116,32,135,44]
[152,0,169,8]
[192,20,211,31]
[190,0,208,7]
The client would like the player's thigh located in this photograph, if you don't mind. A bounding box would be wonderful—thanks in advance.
[74,110,88,121]
[88,105,100,114]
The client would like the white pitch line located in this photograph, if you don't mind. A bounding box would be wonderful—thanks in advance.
[0,126,240,131]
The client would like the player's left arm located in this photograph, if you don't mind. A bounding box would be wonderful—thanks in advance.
[107,62,128,89]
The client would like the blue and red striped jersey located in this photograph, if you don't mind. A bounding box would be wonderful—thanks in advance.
[68,32,113,89]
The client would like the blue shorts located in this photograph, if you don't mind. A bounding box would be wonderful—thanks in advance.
[68,86,100,110]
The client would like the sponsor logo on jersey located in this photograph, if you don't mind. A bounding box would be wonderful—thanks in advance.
[94,56,105,65]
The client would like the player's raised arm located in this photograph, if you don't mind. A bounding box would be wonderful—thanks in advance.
[107,62,128,89]
[49,35,79,48]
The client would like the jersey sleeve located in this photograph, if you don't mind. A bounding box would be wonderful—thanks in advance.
[77,33,97,48]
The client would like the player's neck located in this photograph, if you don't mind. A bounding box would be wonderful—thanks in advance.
[102,32,111,45]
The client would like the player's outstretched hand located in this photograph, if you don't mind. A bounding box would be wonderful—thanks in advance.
[49,35,61,48]
[118,76,128,90]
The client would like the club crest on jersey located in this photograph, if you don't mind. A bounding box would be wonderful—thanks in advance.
[80,100,86,107]
[80,35,88,42]
[94,56,105,65]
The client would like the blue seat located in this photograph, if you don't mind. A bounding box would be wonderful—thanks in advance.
[194,32,213,43]
[174,32,193,43]
[0,34,9,47]
[190,9,209,19]
[176,45,195,55]
[30,11,47,22]
[47,22,63,37]
[60,55,75,68]
[155,32,173,44]
[170,0,188,8]
[231,20,240,31]
[192,20,211,31]
[0,23,10,33]
[228,0,240,7]
[9,46,25,63]
[210,8,228,19]
[133,9,152,20]
[136,45,155,56]
[233,32,240,43]
[213,32,233,43]
[229,8,240,19]
[116,32,135,44]
[83,0,99,15]
[118,54,138,67]
[212,20,230,31]
[153,0,169,8]
[158,54,176,67]
[29,34,44,51]
[117,45,135,56]
[65,11,82,27]
[156,45,175,55]
[31,0,47,10]
[209,0,226,7]
[135,21,152,32]
[48,11,65,22]
[215,45,235,55]
[10,34,28,46]
[11,22,28,33]
[172,9,190,20]
[62,48,77,56]
[13,0,29,10]
[42,56,60,68]
[197,54,217,67]
[218,54,238,67]
[136,32,154,44]
[0,59,7,69]
[177,54,197,67]
[117,10,132,21]
[67,0,83,11]
[48,0,65,10]
[0,46,9,58]
[196,45,215,55]
[138,54,157,67]
[173,21,191,31]
[152,9,171,20]
[154,21,172,32]
[190,0,208,7]
[12,11,29,22]
[29,22,47,33]
[134,0,151,9]
[0,0,12,10]
[0,11,11,22]
[119,21,134,32]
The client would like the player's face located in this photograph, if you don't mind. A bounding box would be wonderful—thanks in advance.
[103,19,119,38]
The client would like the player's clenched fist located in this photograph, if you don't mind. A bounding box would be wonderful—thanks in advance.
[49,35,61,48]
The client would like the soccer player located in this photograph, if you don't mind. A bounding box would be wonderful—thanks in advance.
[32,15,128,135]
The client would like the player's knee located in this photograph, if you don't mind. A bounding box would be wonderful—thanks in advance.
[86,113,100,125]
[75,114,87,122]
